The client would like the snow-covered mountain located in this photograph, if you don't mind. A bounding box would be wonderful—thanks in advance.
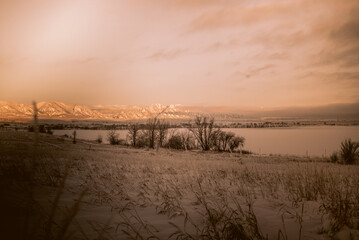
[0,101,194,121]
[1,101,358,122]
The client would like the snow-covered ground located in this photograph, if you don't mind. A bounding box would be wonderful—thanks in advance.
[0,131,358,239]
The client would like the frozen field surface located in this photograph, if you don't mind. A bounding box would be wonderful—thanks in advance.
[0,131,358,240]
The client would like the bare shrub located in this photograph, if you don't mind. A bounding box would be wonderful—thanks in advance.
[188,116,218,151]
[157,120,169,147]
[167,135,183,150]
[135,131,150,148]
[179,130,195,150]
[140,118,169,149]
[143,118,158,149]
[107,130,121,145]
[340,138,359,164]
[214,131,234,151]
[128,123,141,147]
[166,130,195,150]
[213,131,245,152]
[230,136,245,152]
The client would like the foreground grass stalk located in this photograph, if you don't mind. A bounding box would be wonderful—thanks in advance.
[22,101,39,240]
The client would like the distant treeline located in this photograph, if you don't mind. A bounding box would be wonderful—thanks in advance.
[0,120,358,131]
[25,120,359,130]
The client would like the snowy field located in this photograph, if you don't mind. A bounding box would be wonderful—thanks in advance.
[0,131,358,240]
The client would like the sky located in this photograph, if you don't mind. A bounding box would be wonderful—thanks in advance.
[0,0,358,108]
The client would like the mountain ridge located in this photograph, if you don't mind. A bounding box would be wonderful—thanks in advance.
[0,101,358,122]
[0,101,194,121]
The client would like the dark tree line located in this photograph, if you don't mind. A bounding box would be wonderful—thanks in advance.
[108,116,245,153]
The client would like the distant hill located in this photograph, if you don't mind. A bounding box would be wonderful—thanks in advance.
[0,101,358,122]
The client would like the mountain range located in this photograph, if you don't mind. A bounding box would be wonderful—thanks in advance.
[0,101,194,122]
[0,101,358,122]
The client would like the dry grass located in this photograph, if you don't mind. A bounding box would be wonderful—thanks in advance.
[0,130,358,239]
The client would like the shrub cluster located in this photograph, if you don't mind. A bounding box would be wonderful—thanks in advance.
[188,116,245,152]
[330,138,359,164]
[28,125,53,134]
[124,116,246,152]
[107,130,122,145]
[166,131,195,150]
[124,119,169,149]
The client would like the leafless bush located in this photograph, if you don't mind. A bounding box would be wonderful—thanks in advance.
[107,130,121,145]
[135,132,150,148]
[167,130,195,150]
[180,130,196,150]
[214,131,245,152]
[188,116,218,151]
[143,118,159,149]
[128,123,141,147]
[137,118,169,149]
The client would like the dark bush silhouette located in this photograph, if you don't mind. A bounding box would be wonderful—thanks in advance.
[135,132,150,148]
[340,138,359,164]
[167,135,183,150]
[214,131,234,151]
[188,116,218,151]
[128,123,141,147]
[229,136,245,152]
[128,120,168,149]
[107,130,121,145]
[143,118,159,149]
[213,131,245,152]
[188,117,245,152]
[28,125,53,135]
[166,131,195,150]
